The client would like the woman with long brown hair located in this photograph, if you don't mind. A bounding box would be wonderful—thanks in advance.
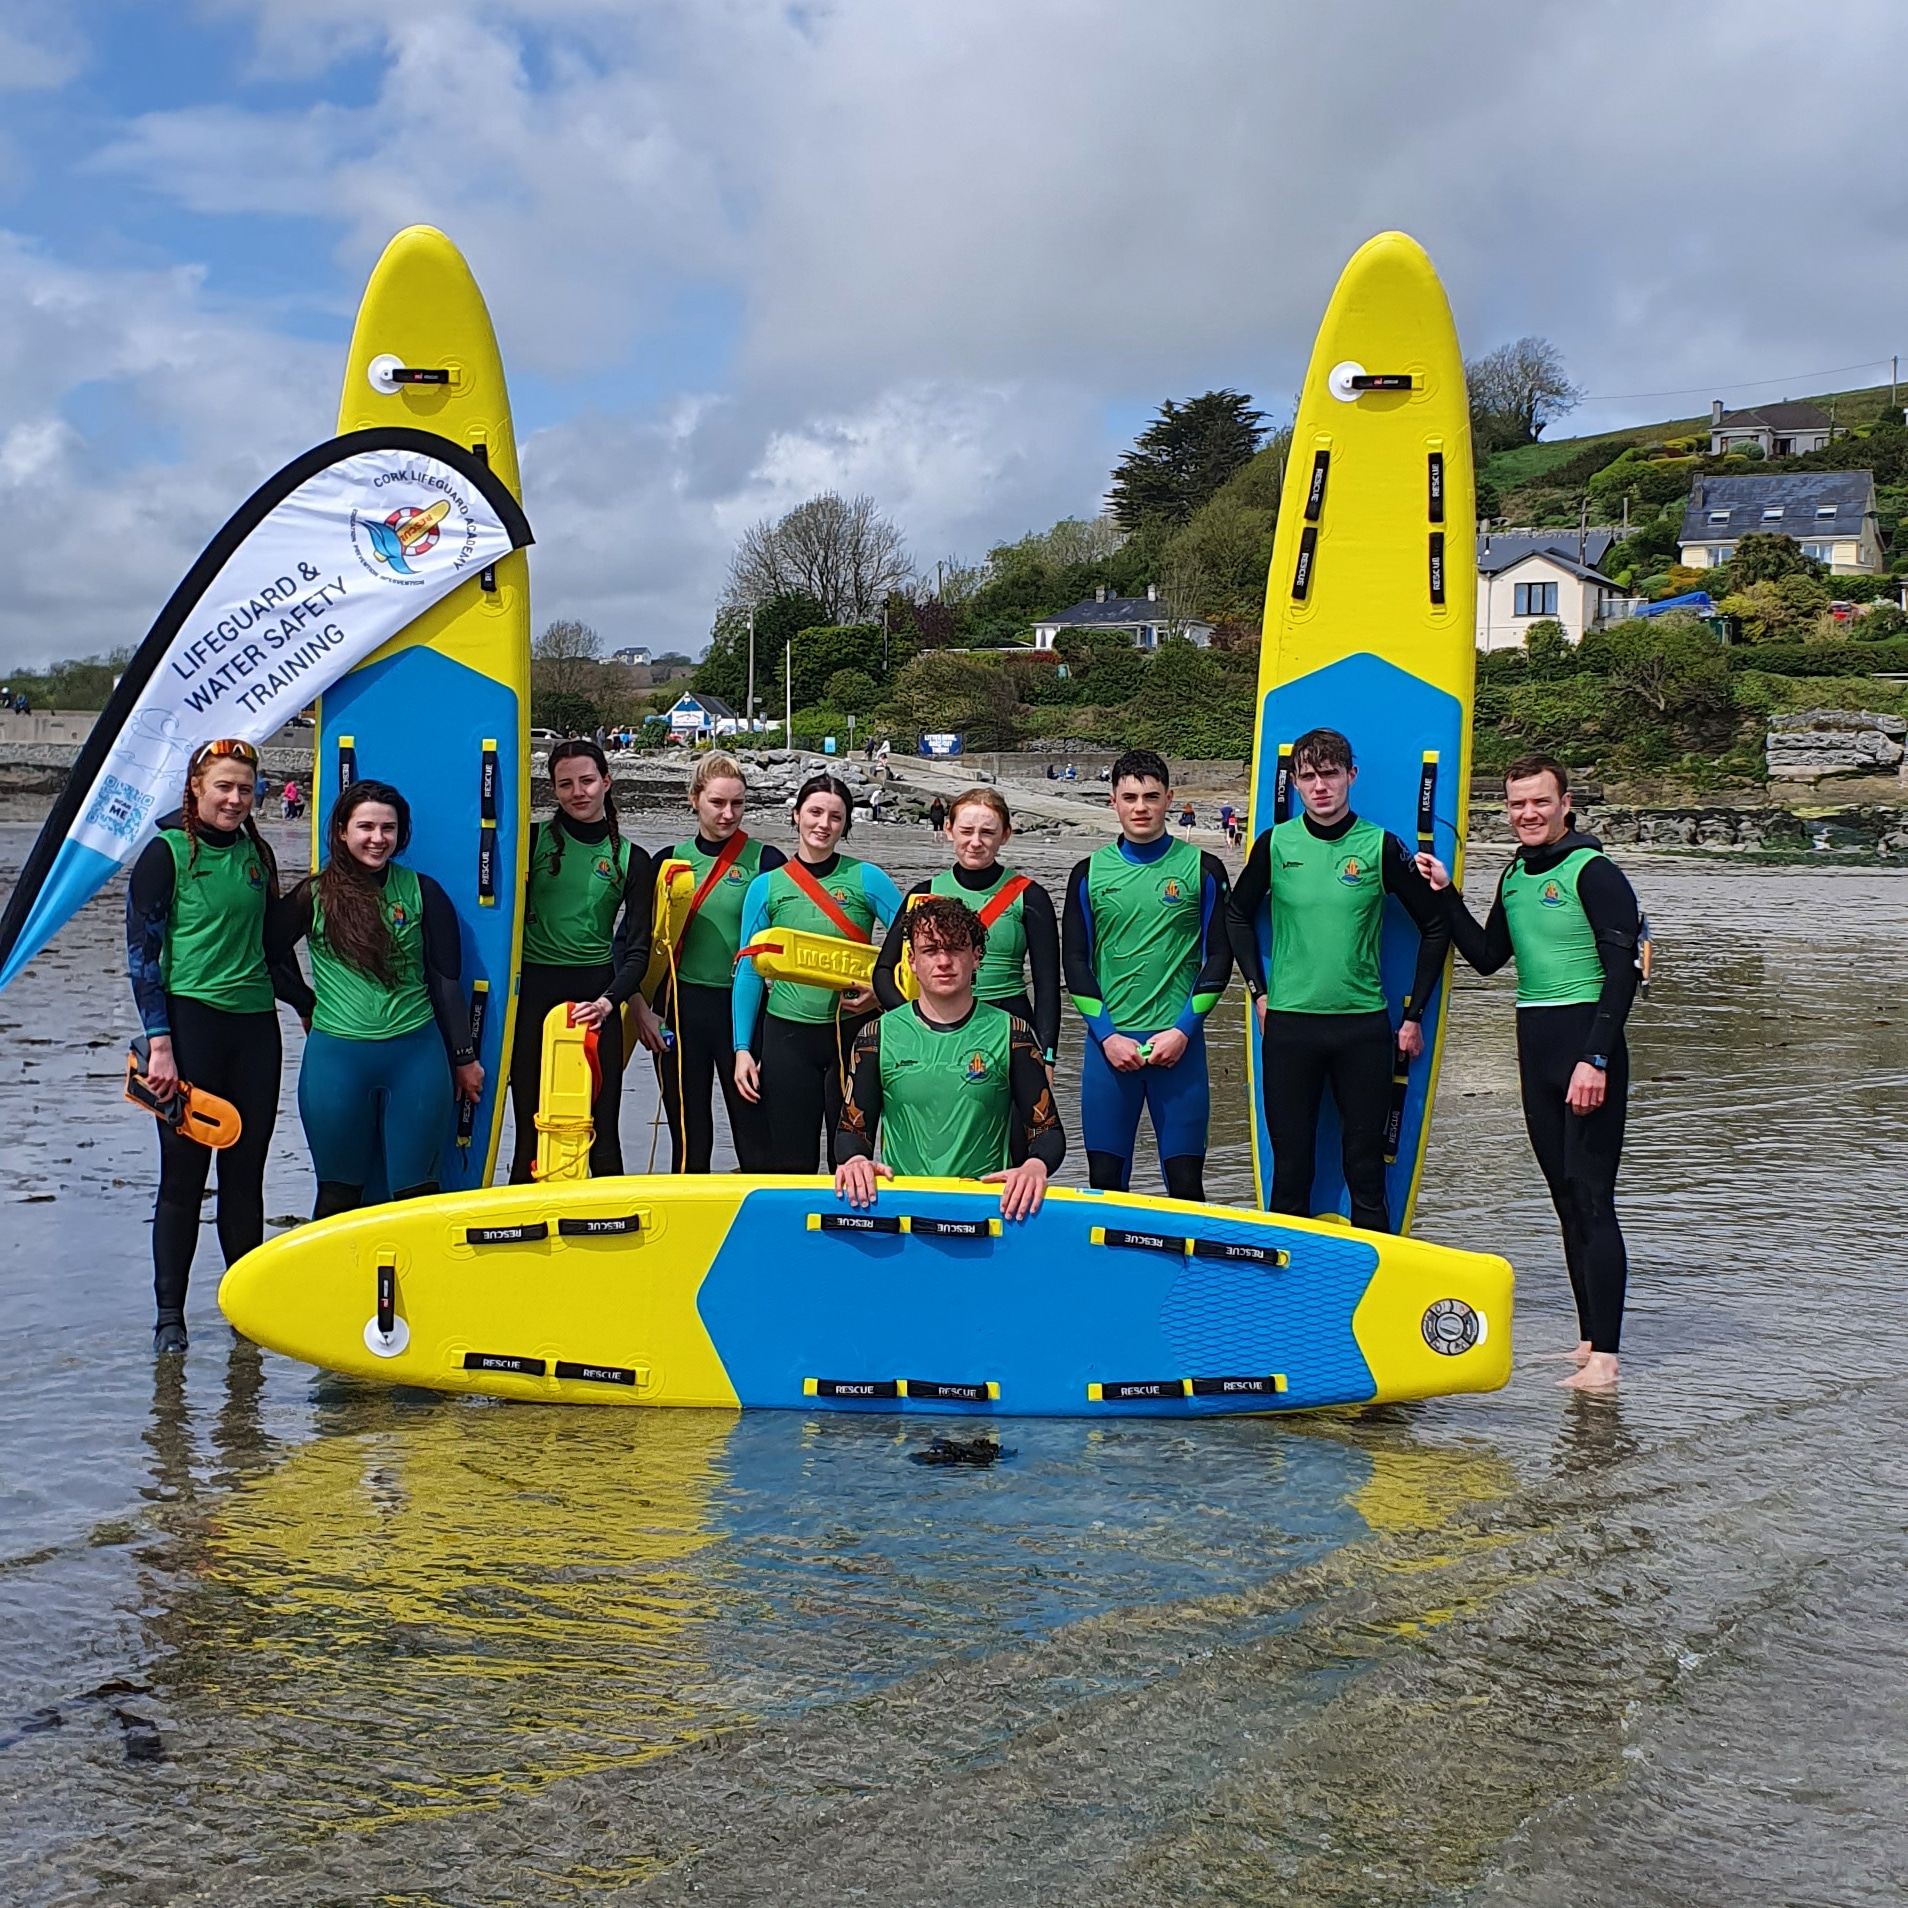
[126,739,311,1353]
[506,738,653,1181]
[268,780,482,1216]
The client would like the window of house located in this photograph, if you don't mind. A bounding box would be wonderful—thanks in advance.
[1708,511,1730,525]
[1773,439,1792,456]
[1802,542,1837,561]
[1711,546,1732,564]
[1513,582,1559,617]
[1816,504,1838,518]
[1761,506,1784,521]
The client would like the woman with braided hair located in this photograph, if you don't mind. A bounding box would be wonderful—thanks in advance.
[126,740,312,1354]
[505,739,653,1180]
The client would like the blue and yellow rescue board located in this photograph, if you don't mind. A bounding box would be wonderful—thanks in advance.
[1244,231,1476,1231]
[312,226,530,1188]
[219,1179,1511,1415]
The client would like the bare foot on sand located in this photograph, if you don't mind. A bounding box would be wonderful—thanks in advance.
[1559,1352,1619,1390]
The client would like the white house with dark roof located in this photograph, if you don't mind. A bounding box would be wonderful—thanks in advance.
[666,690,740,737]
[1031,582,1214,650]
[1476,534,1628,651]
[1708,399,1833,459]
[1678,472,1882,574]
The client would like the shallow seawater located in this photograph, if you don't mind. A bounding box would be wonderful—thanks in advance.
[1,814,1904,1905]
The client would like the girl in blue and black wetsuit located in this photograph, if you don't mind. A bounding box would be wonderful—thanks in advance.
[268,780,482,1217]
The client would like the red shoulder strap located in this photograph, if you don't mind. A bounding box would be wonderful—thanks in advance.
[977,873,1032,929]
[682,830,749,928]
[782,858,870,943]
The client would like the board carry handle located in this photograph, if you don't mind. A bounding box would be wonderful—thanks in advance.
[366,356,457,394]
[477,738,499,907]
[1088,1374,1289,1402]
[807,1213,1004,1238]
[1089,1225,1288,1267]
[376,1253,396,1340]
[1348,372,1416,390]
[455,978,490,1149]
[801,1377,1002,1401]
[337,735,356,795]
[1416,750,1439,849]
[1273,743,1294,824]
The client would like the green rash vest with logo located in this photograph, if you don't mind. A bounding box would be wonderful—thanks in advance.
[1501,847,1607,1007]
[1079,835,1211,1033]
[309,863,434,1041]
[927,865,1028,1002]
[667,835,769,990]
[522,822,627,966]
[158,827,273,1013]
[1264,814,1388,1015]
[874,1000,1015,1177]
[749,855,890,1026]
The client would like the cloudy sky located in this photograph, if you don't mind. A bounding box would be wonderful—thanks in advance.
[4,0,1907,669]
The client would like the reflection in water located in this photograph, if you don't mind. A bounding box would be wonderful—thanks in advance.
[4,841,1907,1903]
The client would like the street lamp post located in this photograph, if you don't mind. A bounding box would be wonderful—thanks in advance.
[746,606,756,738]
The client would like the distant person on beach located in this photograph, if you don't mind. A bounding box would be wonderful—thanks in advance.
[1062,749,1232,1202]
[1416,752,1641,1391]
[126,740,309,1353]
[836,897,1064,1220]
[1225,727,1448,1236]
[926,796,947,831]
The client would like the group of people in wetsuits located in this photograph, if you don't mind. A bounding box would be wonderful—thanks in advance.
[129,727,1639,1388]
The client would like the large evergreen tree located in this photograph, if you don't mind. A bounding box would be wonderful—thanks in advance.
[1108,390,1266,531]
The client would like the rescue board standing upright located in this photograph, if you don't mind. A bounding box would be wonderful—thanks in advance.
[312,227,531,1189]
[1243,232,1477,1231]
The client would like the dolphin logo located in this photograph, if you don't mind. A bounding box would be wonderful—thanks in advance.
[364,499,451,575]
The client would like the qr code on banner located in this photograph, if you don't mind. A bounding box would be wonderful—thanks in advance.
[85,775,155,842]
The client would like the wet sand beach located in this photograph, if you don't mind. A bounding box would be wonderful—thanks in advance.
[1,811,1904,1905]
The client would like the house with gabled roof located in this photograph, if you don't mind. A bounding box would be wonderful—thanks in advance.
[1476,538,1628,651]
[1678,472,1882,574]
[1031,582,1213,650]
[1708,399,1833,458]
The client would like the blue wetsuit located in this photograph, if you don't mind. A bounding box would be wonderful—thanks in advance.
[1061,834,1233,1199]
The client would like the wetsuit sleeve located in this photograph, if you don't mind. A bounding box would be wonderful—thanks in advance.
[835,1017,882,1162]
[603,841,655,1008]
[1576,857,1641,1062]
[1061,856,1118,1045]
[1224,831,1271,999]
[267,917,315,1020]
[1021,879,1062,1062]
[1437,872,1514,976]
[730,872,773,1051]
[758,844,787,874]
[858,861,905,933]
[417,874,476,1065]
[1008,1016,1067,1173]
[1382,833,1453,1023]
[264,883,314,962]
[1169,853,1234,1038]
[872,878,933,1010]
[125,838,175,1036]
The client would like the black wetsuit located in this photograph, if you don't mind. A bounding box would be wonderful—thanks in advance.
[1438,829,1639,1354]
[1226,816,1449,1233]
[507,815,654,1183]
[127,817,312,1329]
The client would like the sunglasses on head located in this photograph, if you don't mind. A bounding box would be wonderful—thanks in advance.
[191,739,260,768]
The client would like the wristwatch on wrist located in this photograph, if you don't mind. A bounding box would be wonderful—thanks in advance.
[1588,1054,1608,1071]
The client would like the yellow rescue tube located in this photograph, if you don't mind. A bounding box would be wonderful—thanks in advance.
[533,1003,598,1183]
[740,927,876,993]
[641,858,696,997]
[891,892,924,1001]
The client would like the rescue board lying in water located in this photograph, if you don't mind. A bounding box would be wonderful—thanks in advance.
[220,1178,1512,1415]
[1245,231,1476,1231]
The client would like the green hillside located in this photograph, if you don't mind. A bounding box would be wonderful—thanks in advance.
[1484,383,1908,578]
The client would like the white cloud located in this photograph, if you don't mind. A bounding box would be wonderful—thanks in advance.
[13,0,1908,666]
[0,3,84,92]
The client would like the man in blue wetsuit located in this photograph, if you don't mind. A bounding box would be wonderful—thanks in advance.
[1062,749,1233,1201]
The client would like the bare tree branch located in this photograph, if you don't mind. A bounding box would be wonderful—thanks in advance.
[725,492,912,622]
